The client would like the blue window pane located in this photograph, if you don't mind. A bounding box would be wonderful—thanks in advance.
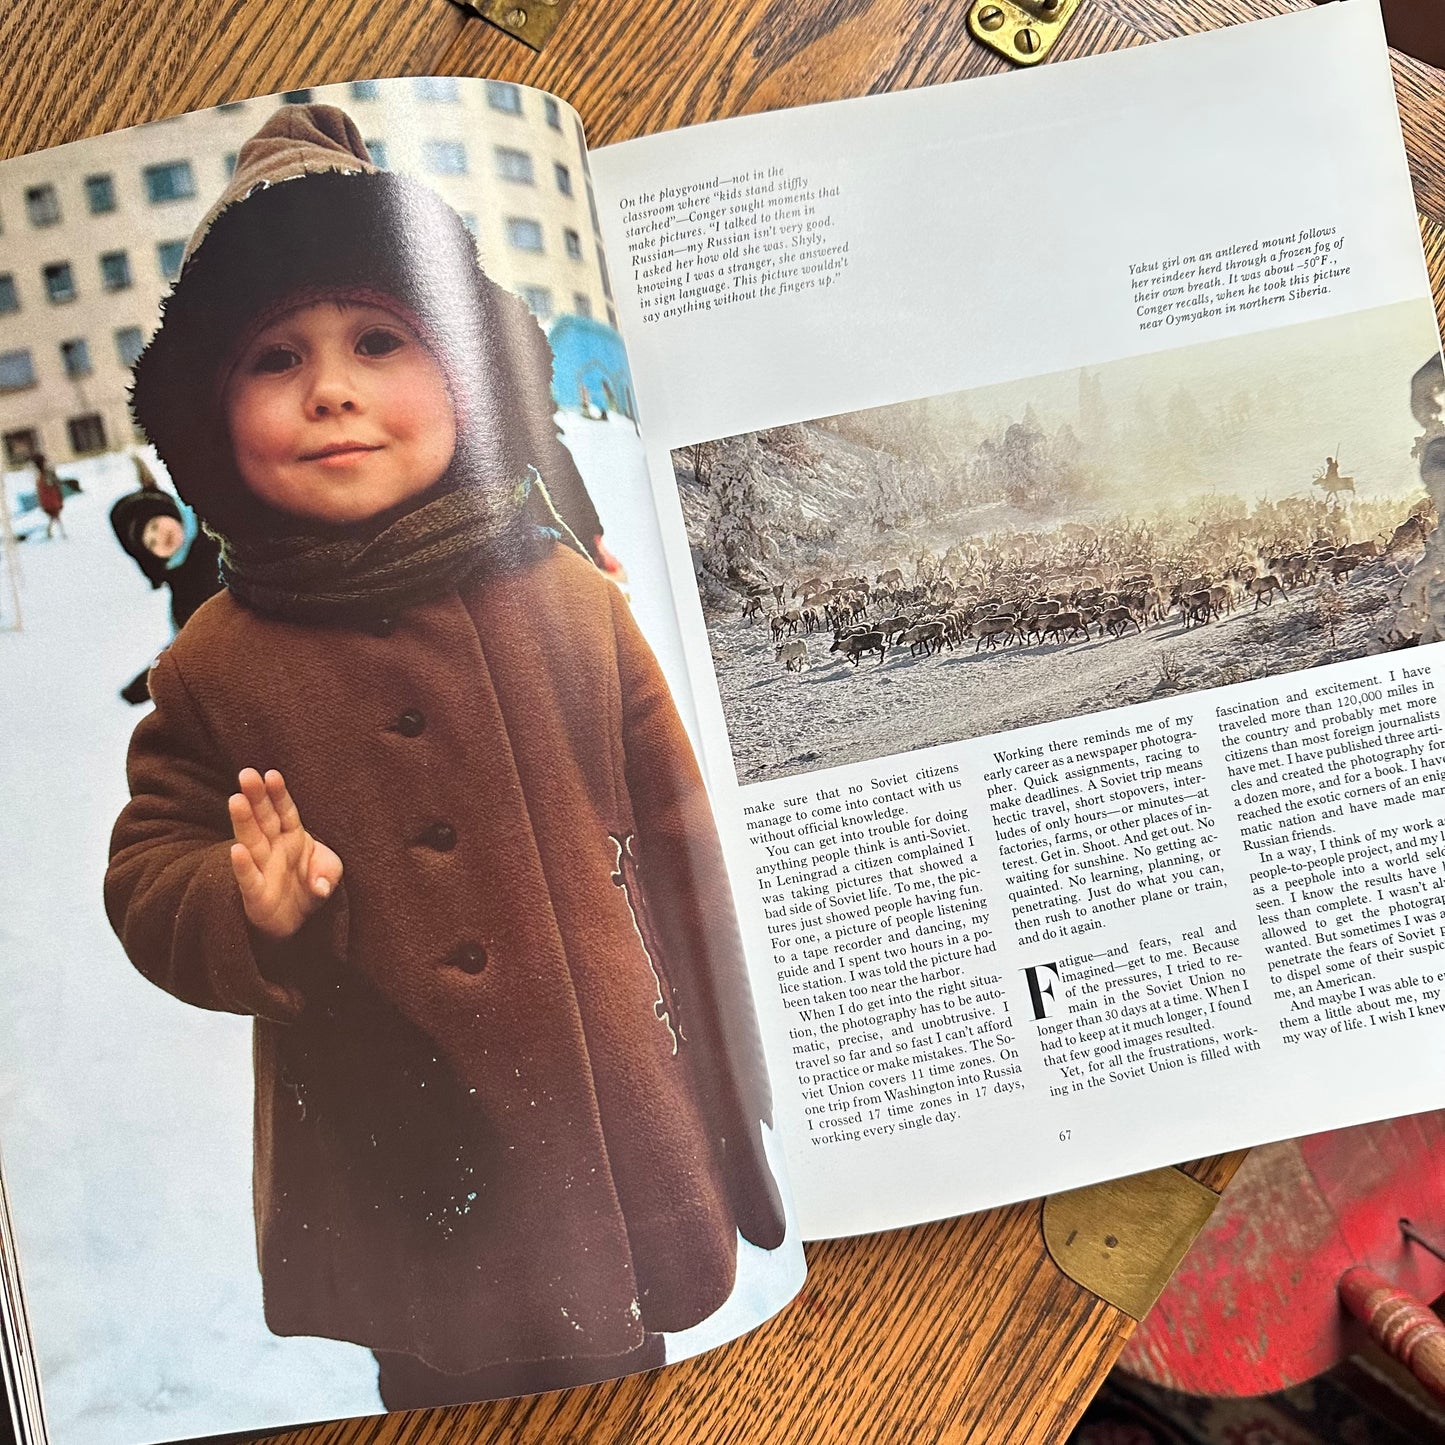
[144,162,196,204]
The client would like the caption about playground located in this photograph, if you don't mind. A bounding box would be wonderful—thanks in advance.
[619,168,851,322]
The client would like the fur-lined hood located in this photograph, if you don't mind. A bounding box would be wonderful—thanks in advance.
[130,103,590,550]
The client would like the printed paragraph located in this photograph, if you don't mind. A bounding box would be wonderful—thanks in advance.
[987,715,1219,942]
[1023,922,1258,1097]
[1225,665,1445,1042]
[744,766,1019,1144]
[1130,225,1349,332]
[619,167,850,322]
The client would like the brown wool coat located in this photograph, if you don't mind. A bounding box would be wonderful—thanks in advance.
[106,544,785,1374]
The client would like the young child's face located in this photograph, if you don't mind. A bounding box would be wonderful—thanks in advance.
[223,301,457,527]
[141,515,185,559]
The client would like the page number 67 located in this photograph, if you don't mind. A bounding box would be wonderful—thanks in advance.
[1058,1129,1072,1142]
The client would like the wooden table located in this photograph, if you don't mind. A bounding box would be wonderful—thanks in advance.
[5,0,1442,1440]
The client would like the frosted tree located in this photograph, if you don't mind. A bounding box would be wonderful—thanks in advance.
[705,433,778,584]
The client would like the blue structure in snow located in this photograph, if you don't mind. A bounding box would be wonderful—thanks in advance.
[548,315,638,422]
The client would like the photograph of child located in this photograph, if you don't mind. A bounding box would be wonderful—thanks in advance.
[102,103,791,1410]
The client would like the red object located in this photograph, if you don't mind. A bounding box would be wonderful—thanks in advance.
[1339,1265,1445,1400]
[35,473,63,518]
[1118,1111,1445,1395]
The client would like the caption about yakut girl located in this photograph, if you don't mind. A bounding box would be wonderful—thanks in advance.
[1130,225,1350,331]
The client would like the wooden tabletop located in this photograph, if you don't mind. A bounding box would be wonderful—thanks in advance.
[5,0,1441,1441]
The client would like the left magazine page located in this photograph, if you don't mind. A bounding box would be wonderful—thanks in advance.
[0,80,803,1445]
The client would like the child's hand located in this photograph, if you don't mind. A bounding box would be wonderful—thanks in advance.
[228,768,344,941]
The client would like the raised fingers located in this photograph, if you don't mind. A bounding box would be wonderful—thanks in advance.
[229,786,270,864]
[238,767,282,839]
[264,769,304,835]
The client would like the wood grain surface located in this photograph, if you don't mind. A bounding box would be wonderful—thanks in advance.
[2,0,1439,1441]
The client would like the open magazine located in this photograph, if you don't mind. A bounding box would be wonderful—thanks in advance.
[2,2,1444,1441]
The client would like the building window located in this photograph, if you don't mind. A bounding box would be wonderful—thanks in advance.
[494,147,534,184]
[0,350,36,393]
[144,161,196,204]
[520,287,553,321]
[3,430,38,466]
[280,89,314,104]
[363,139,388,169]
[554,162,574,198]
[607,304,618,330]
[564,228,583,261]
[0,275,17,314]
[349,80,381,101]
[25,185,60,227]
[223,152,239,177]
[84,174,117,214]
[413,77,459,102]
[458,212,479,237]
[597,247,613,300]
[42,262,76,304]
[99,251,132,291]
[544,96,561,129]
[67,413,108,455]
[115,326,145,367]
[157,240,187,281]
[505,218,544,252]
[217,101,246,112]
[422,140,468,176]
[486,81,522,115]
[60,338,92,378]
[572,292,593,319]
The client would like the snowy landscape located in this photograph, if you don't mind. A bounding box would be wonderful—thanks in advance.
[0,426,800,1445]
[673,303,1443,783]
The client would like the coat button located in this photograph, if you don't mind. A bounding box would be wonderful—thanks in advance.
[369,616,395,638]
[422,821,457,851]
[396,709,426,737]
[450,943,487,974]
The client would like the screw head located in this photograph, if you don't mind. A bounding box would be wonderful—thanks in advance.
[1016,26,1040,52]
[505,6,527,25]
[1038,0,1060,11]
[978,5,1005,28]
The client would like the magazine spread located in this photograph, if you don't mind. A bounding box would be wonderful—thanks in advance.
[0,4,1441,1444]
[587,0,1445,1236]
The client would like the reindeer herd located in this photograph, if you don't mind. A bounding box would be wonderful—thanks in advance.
[734,502,1435,674]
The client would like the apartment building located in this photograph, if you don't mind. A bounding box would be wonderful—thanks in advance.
[0,78,618,464]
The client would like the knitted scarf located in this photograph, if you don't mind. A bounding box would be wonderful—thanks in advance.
[218,469,588,624]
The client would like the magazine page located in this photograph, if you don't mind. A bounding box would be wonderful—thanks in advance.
[588,0,1445,1240]
[0,80,803,1445]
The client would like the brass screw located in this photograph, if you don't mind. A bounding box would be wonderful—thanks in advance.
[1038,0,1059,11]
[978,5,1006,29]
[505,5,527,24]
[1016,26,1040,53]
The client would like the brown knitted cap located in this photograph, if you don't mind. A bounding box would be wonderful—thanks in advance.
[186,103,376,264]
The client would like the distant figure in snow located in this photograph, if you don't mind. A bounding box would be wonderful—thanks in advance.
[33,454,66,538]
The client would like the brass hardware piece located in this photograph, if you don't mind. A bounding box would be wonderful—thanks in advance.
[966,0,1081,66]
[466,0,572,51]
[1042,1166,1221,1319]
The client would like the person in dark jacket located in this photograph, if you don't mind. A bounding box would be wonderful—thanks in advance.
[105,103,788,1409]
[109,486,223,703]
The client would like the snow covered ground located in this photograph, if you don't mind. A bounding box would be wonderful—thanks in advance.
[705,561,1413,784]
[0,438,801,1445]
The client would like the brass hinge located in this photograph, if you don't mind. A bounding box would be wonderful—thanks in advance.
[967,0,1083,66]
[1043,1166,1221,1319]
[466,0,575,51]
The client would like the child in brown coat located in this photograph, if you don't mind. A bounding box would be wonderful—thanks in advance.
[105,103,786,1409]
